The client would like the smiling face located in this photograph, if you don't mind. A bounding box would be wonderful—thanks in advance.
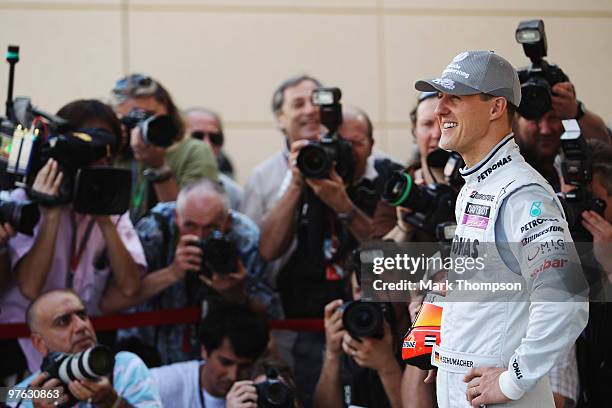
[413,97,442,158]
[514,110,564,163]
[275,79,321,143]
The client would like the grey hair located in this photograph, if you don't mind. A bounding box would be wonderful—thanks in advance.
[177,178,230,215]
[271,74,322,114]
[184,107,224,130]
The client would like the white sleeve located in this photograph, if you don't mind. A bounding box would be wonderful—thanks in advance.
[495,185,589,400]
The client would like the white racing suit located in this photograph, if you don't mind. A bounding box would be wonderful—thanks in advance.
[432,134,589,407]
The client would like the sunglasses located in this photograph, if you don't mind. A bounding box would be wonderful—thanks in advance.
[112,74,159,99]
[191,131,224,146]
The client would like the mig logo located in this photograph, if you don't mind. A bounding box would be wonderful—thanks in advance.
[530,201,542,217]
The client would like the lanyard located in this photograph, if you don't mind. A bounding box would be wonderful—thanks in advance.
[198,365,206,408]
[67,213,96,288]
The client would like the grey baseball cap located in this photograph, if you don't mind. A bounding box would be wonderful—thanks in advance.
[415,50,521,107]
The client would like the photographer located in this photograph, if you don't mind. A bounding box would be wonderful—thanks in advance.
[9,289,161,408]
[0,100,146,372]
[227,357,300,408]
[184,107,243,209]
[111,74,218,222]
[150,302,270,408]
[240,74,322,228]
[101,179,281,364]
[314,269,402,408]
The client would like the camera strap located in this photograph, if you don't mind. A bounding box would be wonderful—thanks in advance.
[67,214,96,284]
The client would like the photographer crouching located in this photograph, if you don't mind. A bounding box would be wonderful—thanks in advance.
[314,263,402,408]
[8,289,161,408]
[101,179,282,364]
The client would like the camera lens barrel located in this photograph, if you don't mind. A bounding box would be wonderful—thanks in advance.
[341,301,385,339]
[296,143,332,179]
[57,345,114,383]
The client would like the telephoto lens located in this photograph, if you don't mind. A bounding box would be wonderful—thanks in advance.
[341,301,386,339]
[41,345,114,384]
[382,171,431,213]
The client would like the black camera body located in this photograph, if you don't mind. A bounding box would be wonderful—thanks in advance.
[515,19,570,120]
[121,108,176,148]
[1,46,131,215]
[340,300,392,340]
[192,230,240,277]
[557,120,606,242]
[254,368,295,408]
[296,87,354,183]
[40,345,114,408]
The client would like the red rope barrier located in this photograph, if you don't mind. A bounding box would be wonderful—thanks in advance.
[0,307,324,340]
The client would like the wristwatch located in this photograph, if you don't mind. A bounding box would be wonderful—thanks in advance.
[574,100,586,121]
[143,165,173,183]
[338,206,357,226]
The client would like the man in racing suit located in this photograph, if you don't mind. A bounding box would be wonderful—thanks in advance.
[414,50,588,407]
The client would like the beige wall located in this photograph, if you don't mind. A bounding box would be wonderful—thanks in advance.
[1,0,611,184]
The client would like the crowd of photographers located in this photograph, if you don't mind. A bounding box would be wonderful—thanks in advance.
[1,19,612,408]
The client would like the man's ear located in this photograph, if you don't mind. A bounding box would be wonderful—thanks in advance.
[31,332,49,357]
[490,97,507,122]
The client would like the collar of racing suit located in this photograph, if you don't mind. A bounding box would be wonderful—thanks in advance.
[459,132,515,183]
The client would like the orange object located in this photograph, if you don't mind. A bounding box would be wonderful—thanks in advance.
[402,293,443,370]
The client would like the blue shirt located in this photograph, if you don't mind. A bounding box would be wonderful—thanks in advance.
[119,202,282,364]
[9,351,162,408]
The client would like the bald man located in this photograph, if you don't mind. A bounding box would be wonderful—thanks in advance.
[101,179,281,364]
[9,289,161,408]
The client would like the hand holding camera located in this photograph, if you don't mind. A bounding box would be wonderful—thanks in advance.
[304,164,353,214]
[198,260,248,302]
[0,222,15,245]
[341,319,395,372]
[551,82,579,120]
[31,158,64,215]
[170,234,203,278]
[28,372,67,408]
[582,210,612,275]
[226,380,258,408]
[323,299,346,360]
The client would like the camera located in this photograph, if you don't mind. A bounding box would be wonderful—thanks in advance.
[121,108,177,147]
[192,230,240,277]
[40,345,114,408]
[296,87,354,183]
[382,149,461,236]
[0,45,131,215]
[254,367,295,408]
[515,19,570,120]
[557,120,606,242]
[340,300,392,339]
[0,196,39,235]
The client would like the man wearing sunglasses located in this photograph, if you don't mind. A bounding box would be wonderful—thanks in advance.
[184,107,243,210]
[111,74,218,222]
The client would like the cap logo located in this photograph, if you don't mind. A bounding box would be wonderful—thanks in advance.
[432,78,455,90]
[453,52,469,62]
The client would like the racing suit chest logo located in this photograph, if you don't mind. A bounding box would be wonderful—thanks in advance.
[477,155,512,183]
[520,218,560,233]
[469,190,495,201]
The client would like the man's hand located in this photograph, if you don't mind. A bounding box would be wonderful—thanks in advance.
[68,377,118,408]
[464,367,511,408]
[324,299,345,359]
[551,82,578,120]
[0,222,16,245]
[288,139,309,189]
[171,234,203,278]
[30,372,68,408]
[199,260,248,302]
[32,159,64,215]
[226,380,257,408]
[305,165,353,213]
[582,210,612,277]
[424,368,437,384]
[341,320,396,373]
